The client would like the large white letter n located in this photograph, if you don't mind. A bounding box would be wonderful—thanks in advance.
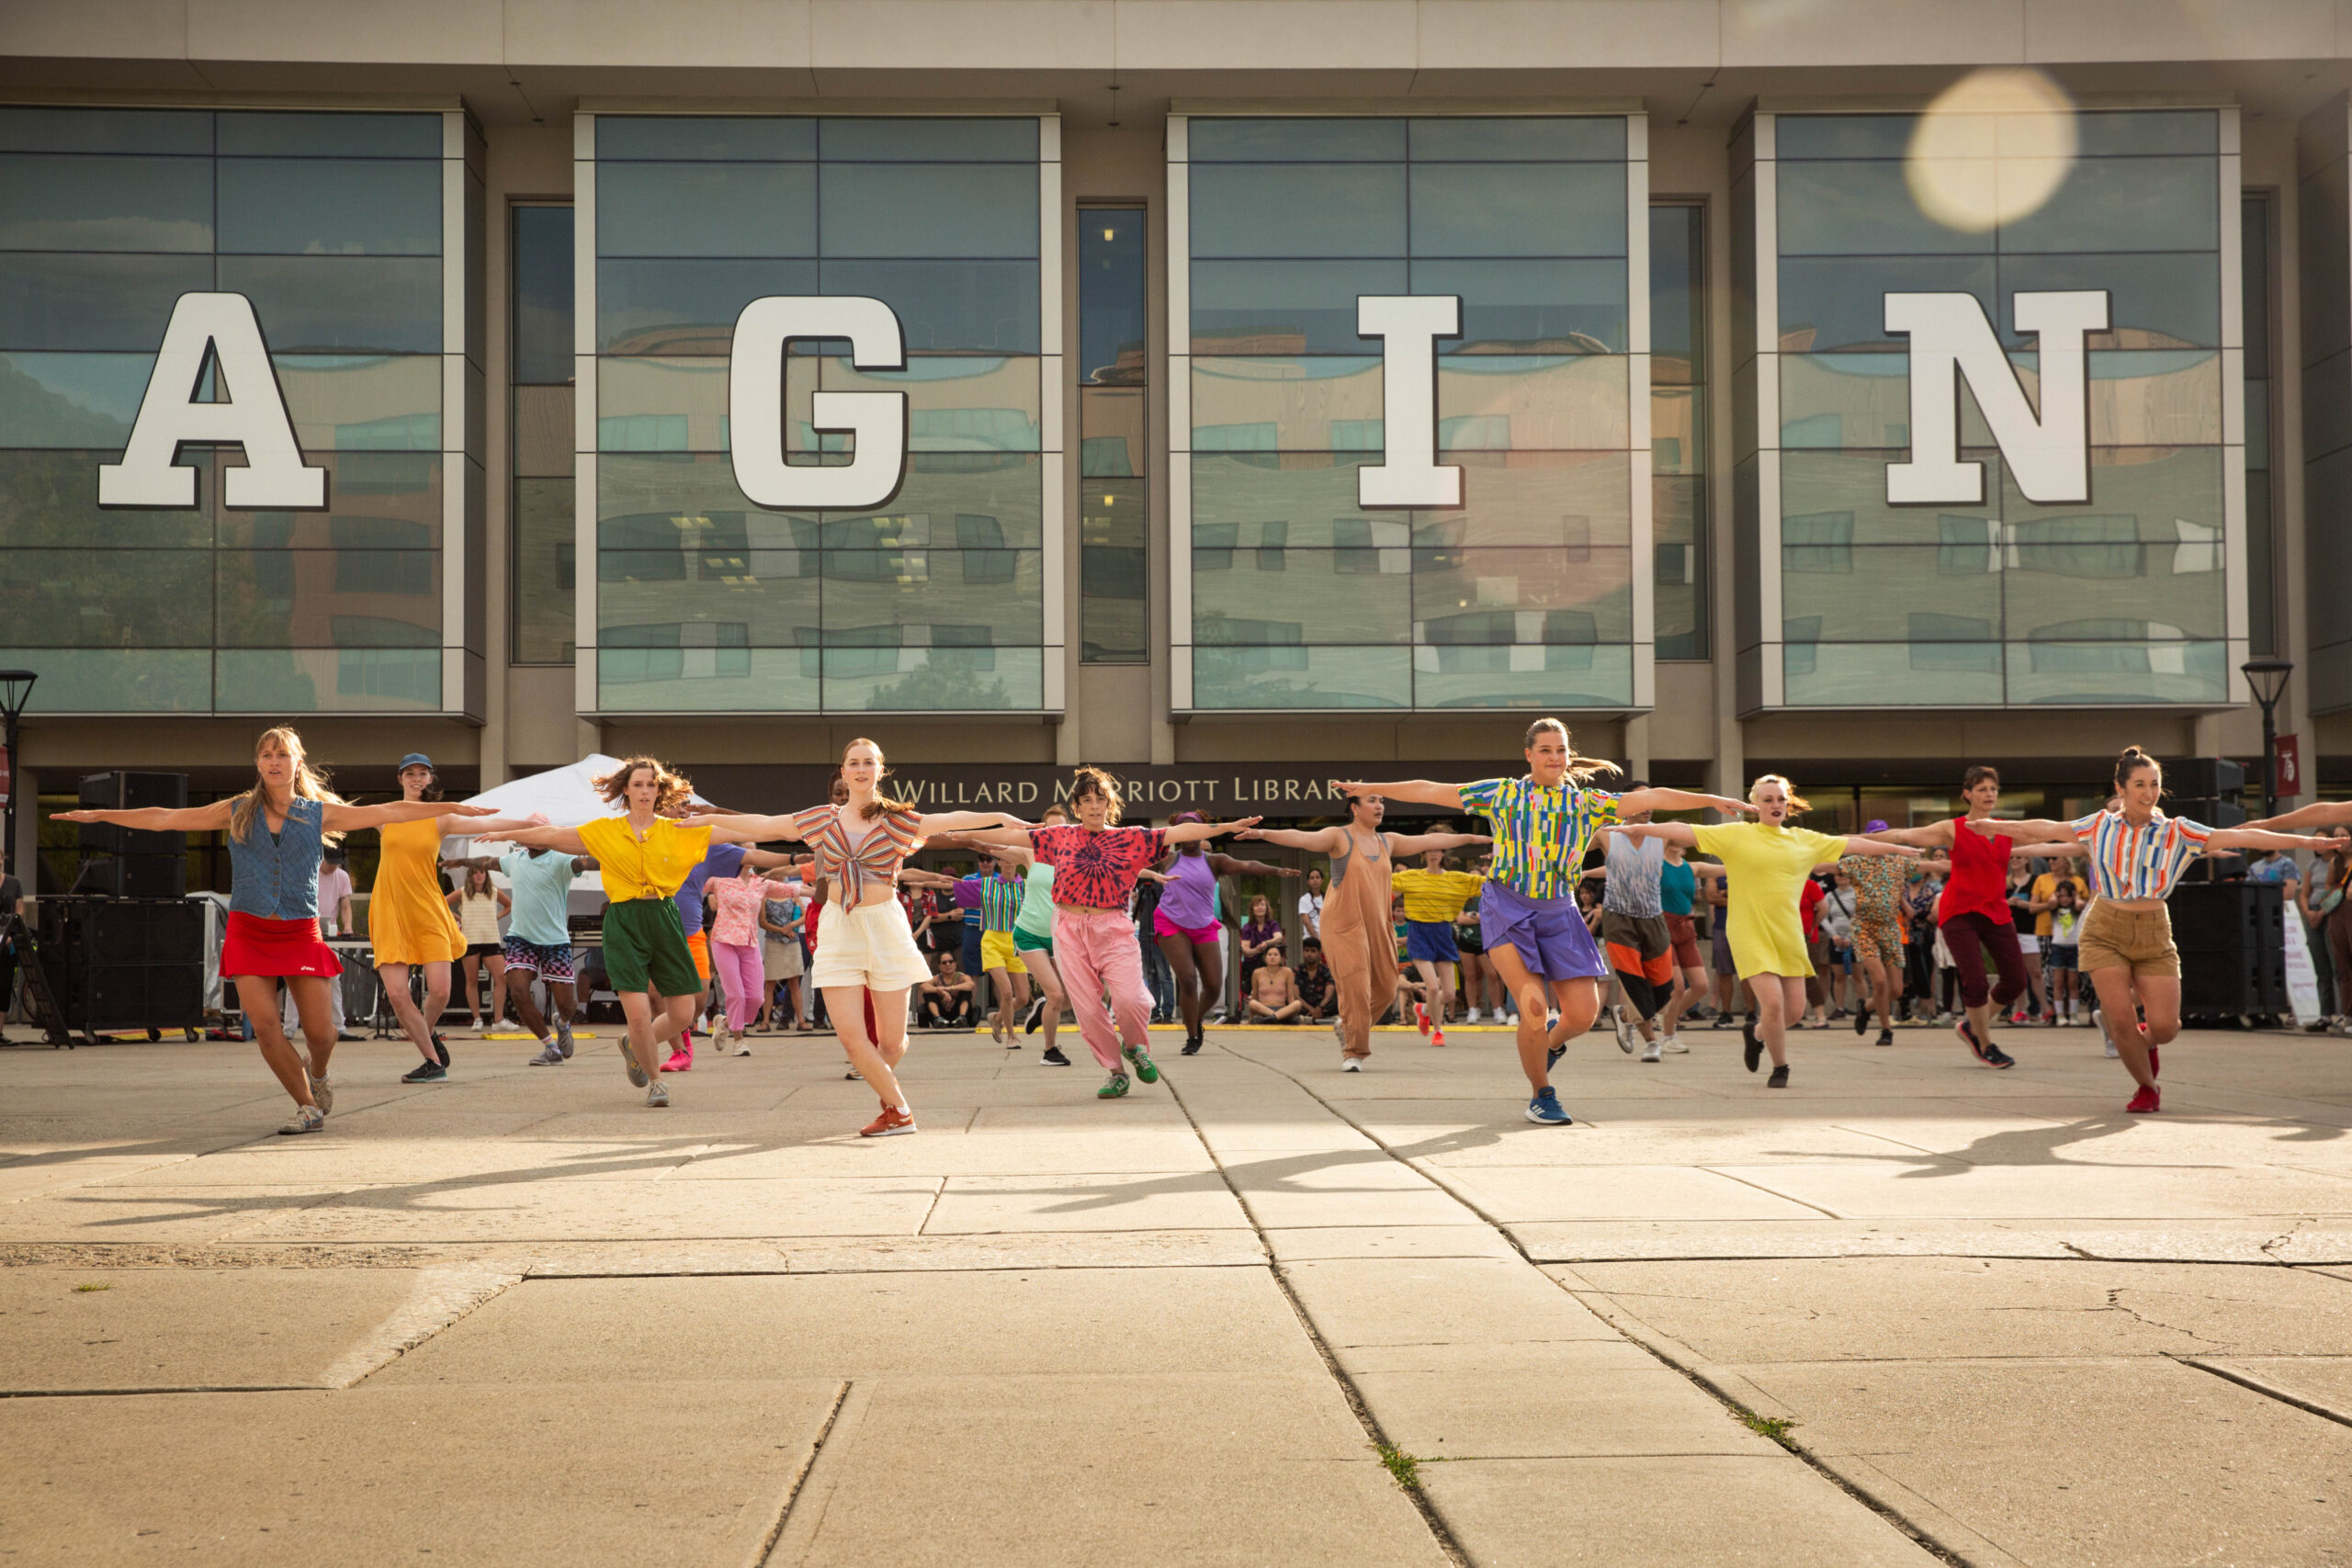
[98,293,325,509]
[1883,289,2108,506]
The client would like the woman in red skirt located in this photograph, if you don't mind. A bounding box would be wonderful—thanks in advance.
[61,727,495,1134]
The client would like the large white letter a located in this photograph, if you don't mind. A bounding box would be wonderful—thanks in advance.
[98,292,326,510]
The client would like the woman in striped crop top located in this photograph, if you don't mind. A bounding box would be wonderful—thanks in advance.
[1982,746,2333,1115]
[686,739,1025,1140]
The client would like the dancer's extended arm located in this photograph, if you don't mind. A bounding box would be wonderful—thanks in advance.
[1835,837,1924,859]
[1206,854,1298,878]
[1618,787,1755,818]
[2244,801,2352,833]
[1865,819,1956,849]
[1606,821,1701,850]
[1960,817,2077,848]
[57,800,232,833]
[2203,829,2342,855]
[470,823,592,857]
[1385,830,1492,858]
[1234,825,1346,853]
[1329,779,1464,809]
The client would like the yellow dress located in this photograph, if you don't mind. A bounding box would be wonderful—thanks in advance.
[1690,822,1846,979]
[367,816,467,966]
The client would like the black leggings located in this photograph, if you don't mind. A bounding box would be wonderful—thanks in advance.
[1941,912,2027,1011]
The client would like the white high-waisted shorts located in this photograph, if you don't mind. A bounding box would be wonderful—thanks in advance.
[809,898,933,990]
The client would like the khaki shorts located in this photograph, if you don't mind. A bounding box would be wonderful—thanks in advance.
[2075,900,2178,979]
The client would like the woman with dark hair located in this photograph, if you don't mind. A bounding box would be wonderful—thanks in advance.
[1145,813,1299,1054]
[1864,766,2085,1071]
[966,771,1261,1095]
[1986,747,2333,1112]
[62,728,496,1133]
[446,862,511,1031]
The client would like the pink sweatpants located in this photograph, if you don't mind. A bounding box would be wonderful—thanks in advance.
[710,939,763,1033]
[1054,907,1151,1071]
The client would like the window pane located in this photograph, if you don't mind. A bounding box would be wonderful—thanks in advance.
[2005,638,2227,705]
[215,648,442,712]
[1776,116,1915,161]
[820,118,1036,162]
[1781,449,2000,547]
[595,163,815,257]
[0,253,214,350]
[1408,164,1626,258]
[277,355,441,450]
[824,354,1041,452]
[601,647,821,712]
[0,351,150,446]
[1194,548,1410,646]
[1190,119,1405,163]
[1192,645,1412,709]
[1192,259,1408,353]
[817,259,1040,353]
[0,155,212,252]
[217,549,440,646]
[0,107,210,156]
[1786,644,2004,706]
[1998,253,2218,350]
[0,449,211,547]
[513,476,576,665]
[1781,255,1993,354]
[1420,451,1634,549]
[217,112,440,159]
[217,159,440,255]
[599,549,820,646]
[514,206,574,385]
[598,117,815,162]
[0,648,209,710]
[1080,388,1146,477]
[1189,165,1408,258]
[1408,258,1627,352]
[1192,356,1382,451]
[1193,453,1385,548]
[820,164,1037,257]
[1651,203,1704,376]
[1653,474,1706,660]
[217,451,444,548]
[1779,161,1995,256]
[1408,118,1625,162]
[1413,545,1634,639]
[597,257,820,354]
[1080,208,1148,385]
[1440,355,1628,450]
[1081,477,1147,663]
[1781,544,2000,643]
[217,255,441,353]
[1413,644,1634,708]
[1998,157,2216,253]
[0,548,215,645]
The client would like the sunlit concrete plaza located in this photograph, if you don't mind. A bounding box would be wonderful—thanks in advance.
[3,1020,2348,1567]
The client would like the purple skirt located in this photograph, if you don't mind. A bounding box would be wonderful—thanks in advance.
[1479,881,1607,982]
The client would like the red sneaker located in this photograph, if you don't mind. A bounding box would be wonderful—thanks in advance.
[1412,1001,1432,1039]
[860,1104,917,1137]
[1430,1025,1446,1048]
[2126,1084,2161,1114]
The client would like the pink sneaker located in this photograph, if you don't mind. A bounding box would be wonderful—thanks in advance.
[661,1042,693,1073]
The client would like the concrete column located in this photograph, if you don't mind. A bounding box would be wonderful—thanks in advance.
[1623,714,1651,782]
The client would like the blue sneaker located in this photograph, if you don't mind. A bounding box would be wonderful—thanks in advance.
[1525,1088,1572,1125]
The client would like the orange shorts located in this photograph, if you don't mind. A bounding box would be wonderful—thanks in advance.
[686,930,712,982]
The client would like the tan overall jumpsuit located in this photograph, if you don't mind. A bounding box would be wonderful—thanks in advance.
[1323,827,1398,1061]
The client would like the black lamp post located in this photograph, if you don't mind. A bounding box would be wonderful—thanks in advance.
[2242,658,2294,819]
[0,671,34,887]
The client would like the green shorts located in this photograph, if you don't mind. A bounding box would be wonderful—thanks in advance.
[599,897,701,998]
[1012,925,1054,955]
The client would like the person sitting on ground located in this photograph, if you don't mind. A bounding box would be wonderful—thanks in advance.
[1294,938,1335,1021]
[918,950,978,1029]
[1243,944,1306,1023]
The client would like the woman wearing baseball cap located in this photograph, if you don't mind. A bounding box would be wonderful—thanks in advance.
[370,752,545,1082]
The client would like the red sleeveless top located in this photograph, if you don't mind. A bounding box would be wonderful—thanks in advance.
[1937,817,2014,927]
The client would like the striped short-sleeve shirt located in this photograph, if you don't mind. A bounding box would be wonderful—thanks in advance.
[2072,810,2213,902]
[1458,777,1621,901]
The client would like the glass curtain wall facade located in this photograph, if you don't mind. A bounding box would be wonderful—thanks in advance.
[1169,114,1652,711]
[0,106,481,715]
[1652,201,1707,660]
[1079,206,1148,663]
[2242,193,2276,658]
[1736,107,2244,710]
[512,203,575,663]
[578,114,1061,714]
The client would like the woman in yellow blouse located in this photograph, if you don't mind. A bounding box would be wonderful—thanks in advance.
[1607,775,1918,1089]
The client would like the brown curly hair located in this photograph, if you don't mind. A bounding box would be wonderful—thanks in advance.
[593,756,695,816]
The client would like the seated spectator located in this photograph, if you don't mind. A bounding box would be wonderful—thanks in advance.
[1295,939,1335,1021]
[918,950,978,1029]
[1243,944,1306,1023]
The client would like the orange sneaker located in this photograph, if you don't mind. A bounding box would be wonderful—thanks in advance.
[860,1104,917,1138]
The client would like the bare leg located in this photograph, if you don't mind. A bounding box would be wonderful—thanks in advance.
[1750,974,1807,1069]
[831,984,910,1104]
[506,964,549,1041]
[484,954,507,1025]
[617,990,692,1082]
[1023,946,1069,1048]
[378,962,437,1061]
[548,980,576,1032]
[237,976,317,1108]
[2088,967,2157,1089]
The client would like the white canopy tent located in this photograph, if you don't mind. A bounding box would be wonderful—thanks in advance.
[442,753,711,897]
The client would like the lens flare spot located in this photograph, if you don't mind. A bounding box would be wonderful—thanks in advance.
[1905,67,2077,234]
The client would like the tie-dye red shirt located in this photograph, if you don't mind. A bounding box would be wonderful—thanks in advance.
[1028,825,1170,909]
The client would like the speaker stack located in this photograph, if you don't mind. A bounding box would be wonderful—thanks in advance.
[35,897,207,1037]
[2162,757,2248,886]
[76,772,189,899]
[2170,880,2289,1021]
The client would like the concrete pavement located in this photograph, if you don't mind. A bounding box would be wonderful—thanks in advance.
[1,1014,2347,1565]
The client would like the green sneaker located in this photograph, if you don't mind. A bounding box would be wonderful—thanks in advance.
[1097,1070,1131,1099]
[1123,1043,1159,1085]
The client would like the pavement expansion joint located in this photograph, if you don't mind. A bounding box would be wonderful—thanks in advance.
[2175,1357,2352,1430]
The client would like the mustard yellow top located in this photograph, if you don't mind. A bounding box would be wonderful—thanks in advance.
[1390,868,1486,923]
[367,815,466,965]
[1690,822,1846,980]
[578,816,713,903]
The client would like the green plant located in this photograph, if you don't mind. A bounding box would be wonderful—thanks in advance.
[1375,1442,1421,1489]
[1737,1407,1799,1450]
[74,1281,111,1293]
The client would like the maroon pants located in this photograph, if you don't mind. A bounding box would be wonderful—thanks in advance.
[1941,912,2026,1011]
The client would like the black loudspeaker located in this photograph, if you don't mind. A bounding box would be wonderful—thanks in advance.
[2170,882,2287,1019]
[77,772,187,856]
[81,855,186,900]
[34,897,206,1035]
[2167,797,2249,885]
[2165,758,2246,799]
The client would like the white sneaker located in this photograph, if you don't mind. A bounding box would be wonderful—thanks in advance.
[1464,1008,1480,1023]
[1340,1057,1362,1073]
[278,1104,325,1135]
[2103,1040,2120,1058]
[646,1082,671,1107]
[1611,1006,1635,1055]
[307,1074,334,1116]
[1662,1034,1689,1054]
[733,1034,752,1056]
[1641,1040,1662,1063]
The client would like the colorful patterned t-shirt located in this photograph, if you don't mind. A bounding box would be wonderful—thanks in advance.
[1028,825,1170,908]
[1458,777,1622,901]
[1839,854,1907,919]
